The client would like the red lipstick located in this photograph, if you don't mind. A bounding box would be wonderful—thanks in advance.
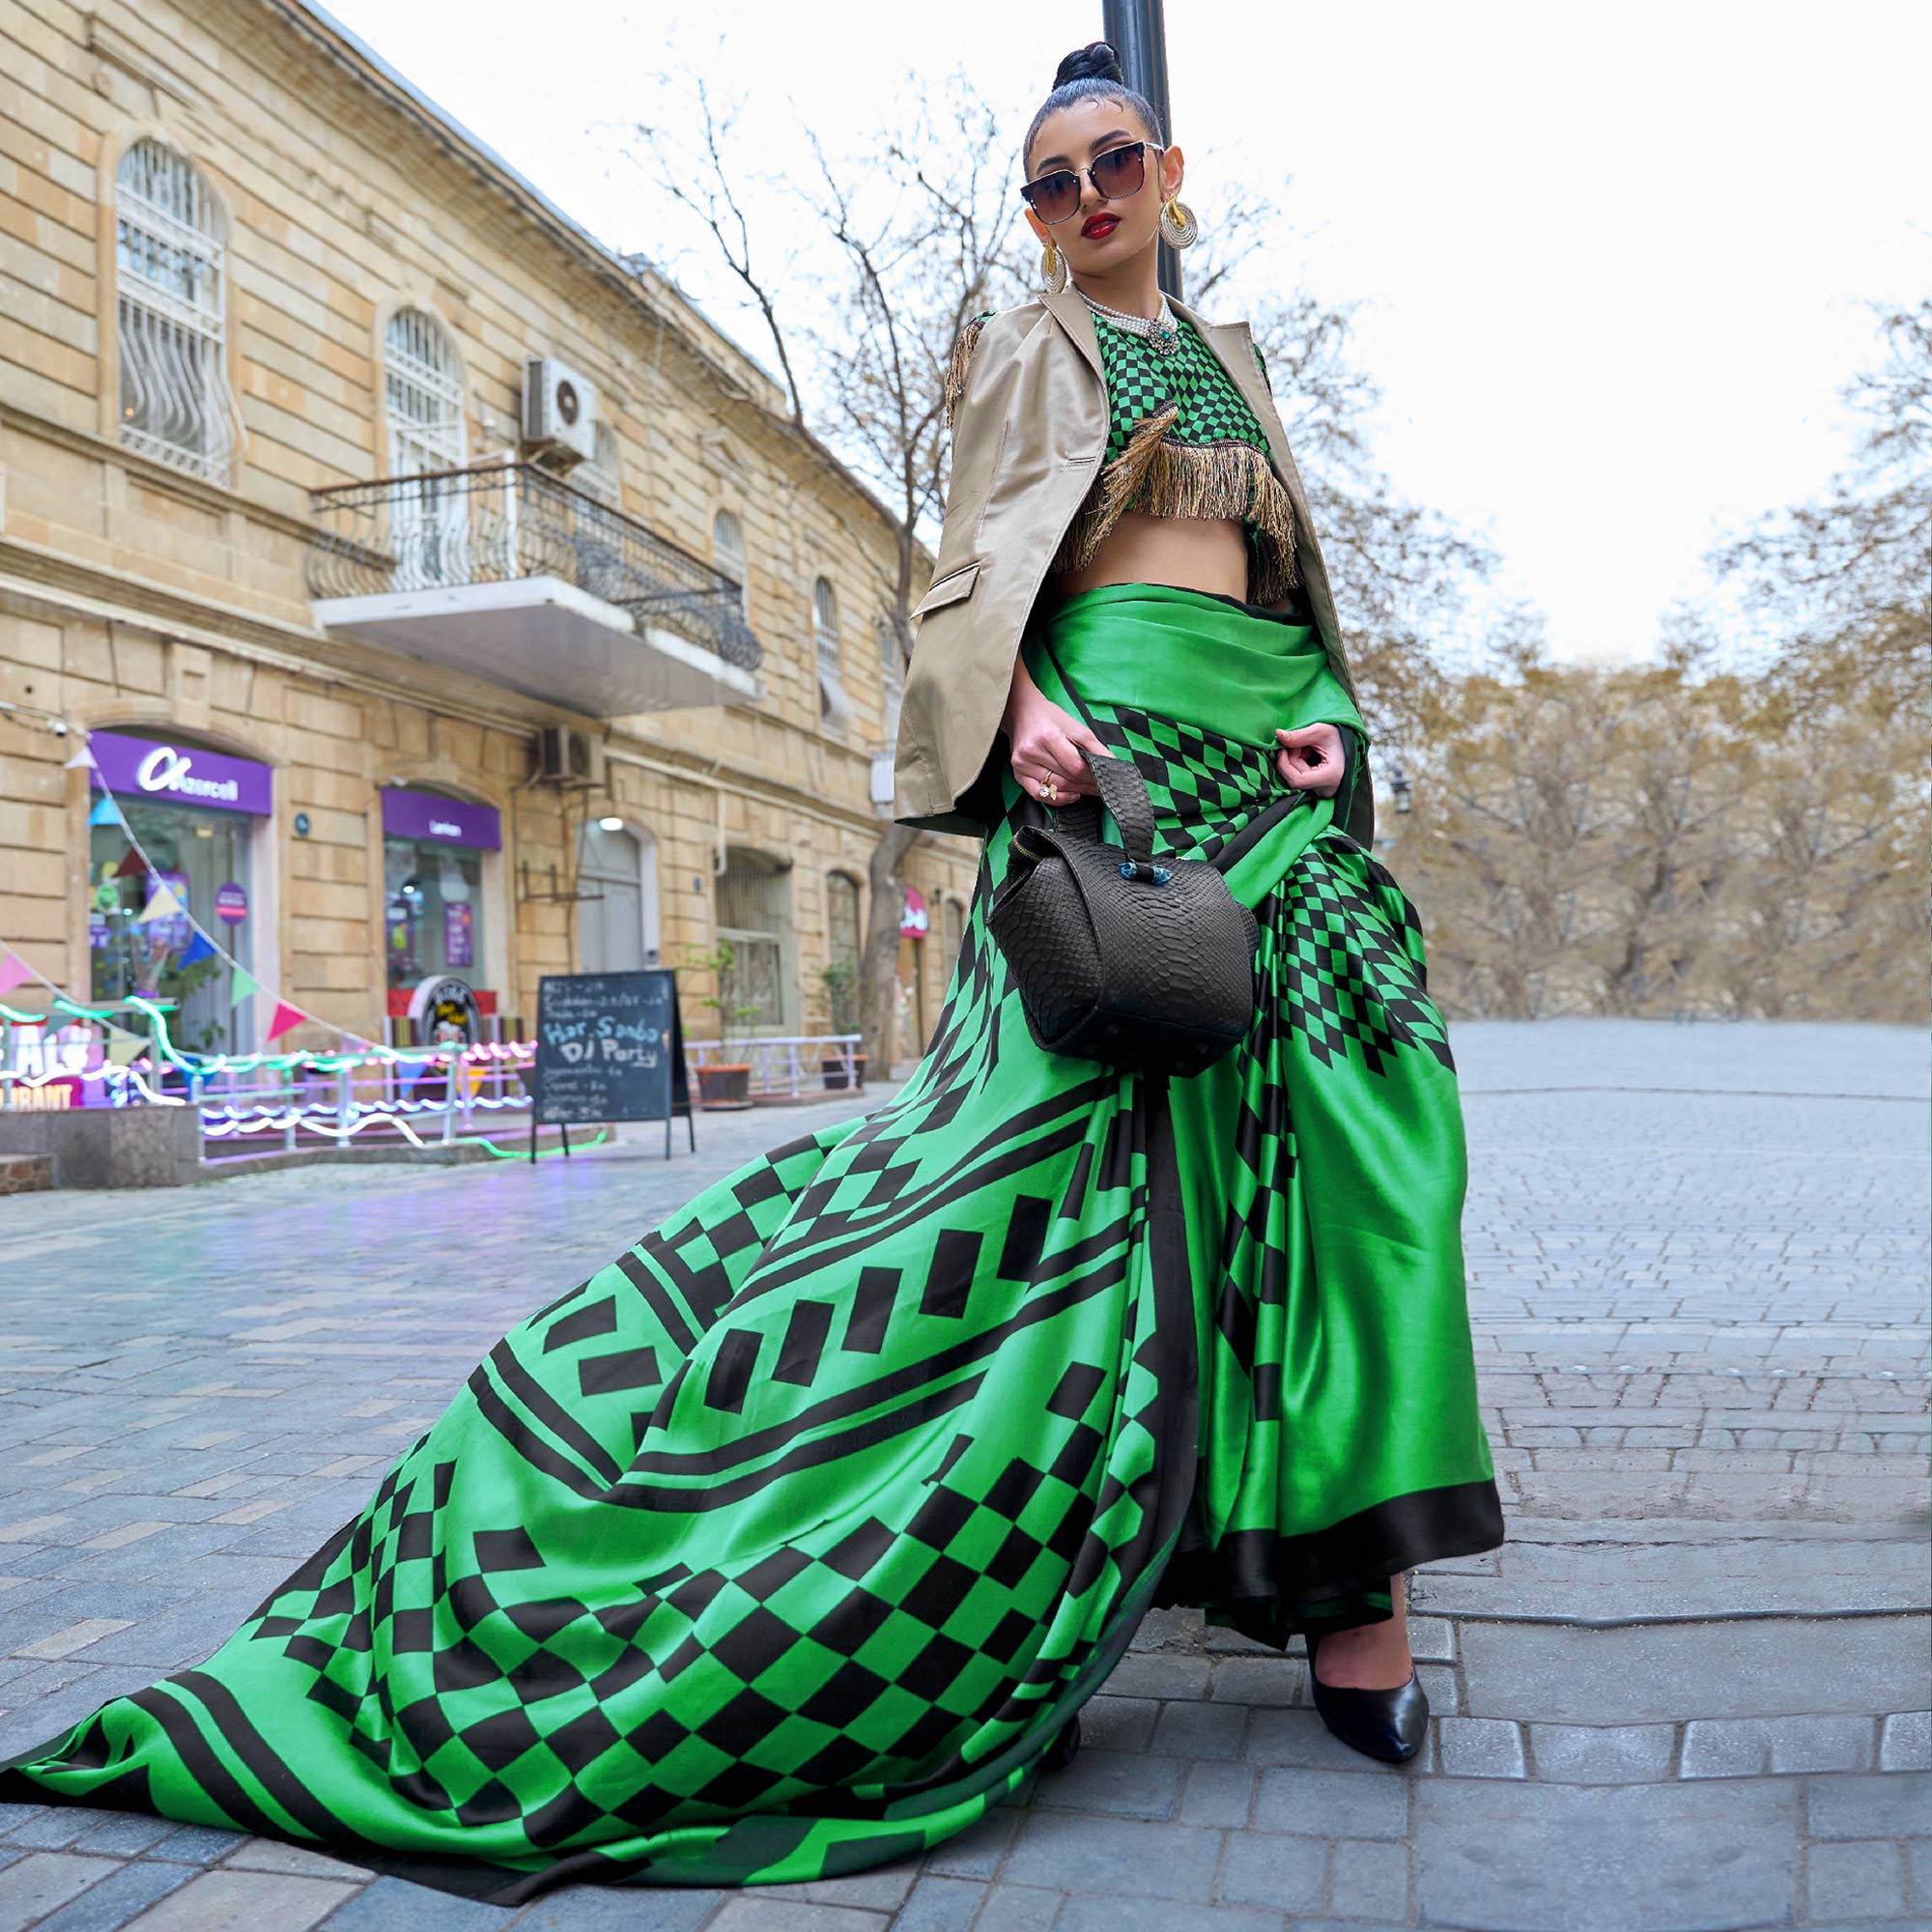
[1082,213,1120,239]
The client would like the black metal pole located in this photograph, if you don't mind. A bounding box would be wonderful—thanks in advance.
[1102,0,1179,300]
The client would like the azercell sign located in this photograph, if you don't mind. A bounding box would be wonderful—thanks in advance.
[89,732,274,816]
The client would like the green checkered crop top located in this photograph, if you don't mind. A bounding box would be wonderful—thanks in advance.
[943,305,1299,603]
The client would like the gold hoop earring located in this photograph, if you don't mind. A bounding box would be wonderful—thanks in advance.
[1040,240,1068,294]
[1159,197,1199,249]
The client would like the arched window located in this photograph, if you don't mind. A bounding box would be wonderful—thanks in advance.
[825,870,863,1034]
[712,508,749,617]
[812,575,851,738]
[576,419,622,507]
[878,611,905,750]
[116,140,237,484]
[717,846,794,1033]
[384,308,465,473]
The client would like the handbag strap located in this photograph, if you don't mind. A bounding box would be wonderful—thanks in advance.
[1036,631,1157,865]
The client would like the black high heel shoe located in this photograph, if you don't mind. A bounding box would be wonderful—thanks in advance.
[1303,1626,1429,1764]
[1041,1712,1081,1772]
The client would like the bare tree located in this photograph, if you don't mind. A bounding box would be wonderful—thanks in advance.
[623,70,1495,1063]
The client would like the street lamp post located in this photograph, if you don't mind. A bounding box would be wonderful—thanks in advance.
[1102,0,1180,300]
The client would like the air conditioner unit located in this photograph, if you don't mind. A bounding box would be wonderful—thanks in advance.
[522,356,598,468]
[534,725,605,788]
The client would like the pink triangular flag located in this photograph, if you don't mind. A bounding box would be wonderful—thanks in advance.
[65,745,98,770]
[0,950,33,998]
[264,1001,304,1042]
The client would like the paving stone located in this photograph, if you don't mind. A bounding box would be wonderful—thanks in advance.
[1804,1839,1909,1921]
[1215,1830,1326,1915]
[1458,1617,1929,1725]
[1035,1747,1183,1819]
[1415,1777,1798,1932]
[1079,1694,1159,1754]
[1178,1760,1257,1828]
[508,1884,723,1930]
[888,1875,984,1932]
[1435,1717,1527,1779]
[1246,1709,1434,1776]
[1880,1710,1932,1771]
[142,1824,252,1864]
[1152,1699,1253,1761]
[0,1805,128,1851]
[1804,1771,1932,1838]
[1208,1658,1305,1709]
[758,1868,916,1910]
[315,1872,522,1928]
[1526,1722,1677,1783]
[25,1859,195,1932]
[919,1809,1016,1881]
[0,1852,123,1927]
[1253,1767,1408,1841]
[705,1903,887,1932]
[967,1884,1062,1932]
[1003,1813,1220,1899]
[219,1837,371,1880]
[1105,1653,1212,1701]
[1325,1837,1410,1922]
[68,1813,180,1858]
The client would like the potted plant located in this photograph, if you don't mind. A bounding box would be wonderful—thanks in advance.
[818,961,867,1091]
[680,938,759,1108]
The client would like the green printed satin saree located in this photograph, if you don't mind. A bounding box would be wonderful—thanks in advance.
[1,582,1504,1901]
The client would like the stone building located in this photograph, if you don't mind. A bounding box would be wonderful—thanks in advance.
[0,0,976,1072]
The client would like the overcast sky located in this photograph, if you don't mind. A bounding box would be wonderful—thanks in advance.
[321,0,1927,667]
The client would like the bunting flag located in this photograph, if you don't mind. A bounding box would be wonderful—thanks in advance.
[113,847,147,879]
[136,884,185,926]
[87,795,123,828]
[229,966,262,1008]
[264,1001,304,1043]
[64,746,98,771]
[181,931,219,967]
[105,1029,147,1065]
[0,951,33,999]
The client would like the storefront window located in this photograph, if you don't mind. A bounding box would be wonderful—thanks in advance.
[384,838,484,987]
[86,730,270,1058]
[381,787,499,992]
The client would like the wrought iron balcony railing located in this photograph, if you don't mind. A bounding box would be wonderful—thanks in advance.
[307,461,762,672]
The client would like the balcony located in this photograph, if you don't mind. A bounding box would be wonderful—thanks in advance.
[307,461,763,715]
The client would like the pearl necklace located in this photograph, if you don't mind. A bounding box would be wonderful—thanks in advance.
[1077,288,1181,357]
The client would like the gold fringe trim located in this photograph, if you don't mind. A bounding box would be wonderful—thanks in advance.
[942,313,992,431]
[1050,415,1301,594]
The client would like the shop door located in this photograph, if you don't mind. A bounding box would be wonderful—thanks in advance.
[578,822,648,974]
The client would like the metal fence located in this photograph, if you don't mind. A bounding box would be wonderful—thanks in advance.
[307,459,762,670]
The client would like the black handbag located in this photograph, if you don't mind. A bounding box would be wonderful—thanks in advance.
[985,645,1312,1076]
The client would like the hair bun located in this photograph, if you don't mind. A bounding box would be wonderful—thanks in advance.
[1052,41,1124,89]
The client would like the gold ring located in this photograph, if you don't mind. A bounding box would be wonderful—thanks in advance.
[1041,776,1058,802]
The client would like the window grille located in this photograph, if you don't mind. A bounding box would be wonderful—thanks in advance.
[827,871,861,972]
[812,575,851,738]
[717,846,793,1032]
[116,141,238,485]
[384,308,465,471]
[383,309,467,587]
[576,420,622,507]
[712,508,749,616]
[878,611,905,750]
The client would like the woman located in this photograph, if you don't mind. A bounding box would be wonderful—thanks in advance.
[0,42,1502,1904]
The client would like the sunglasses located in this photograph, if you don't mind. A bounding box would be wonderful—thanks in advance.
[1020,140,1162,227]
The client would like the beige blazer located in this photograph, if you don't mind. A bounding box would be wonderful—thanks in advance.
[891,287,1375,848]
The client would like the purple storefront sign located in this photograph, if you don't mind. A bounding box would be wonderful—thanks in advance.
[90,732,273,816]
[381,788,501,850]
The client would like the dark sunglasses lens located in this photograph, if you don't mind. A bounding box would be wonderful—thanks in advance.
[1027,170,1081,221]
[1092,145,1146,197]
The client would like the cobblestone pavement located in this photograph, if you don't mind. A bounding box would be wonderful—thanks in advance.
[0,1018,1924,1932]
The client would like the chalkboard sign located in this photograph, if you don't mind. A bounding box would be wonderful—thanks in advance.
[529,969,695,1159]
